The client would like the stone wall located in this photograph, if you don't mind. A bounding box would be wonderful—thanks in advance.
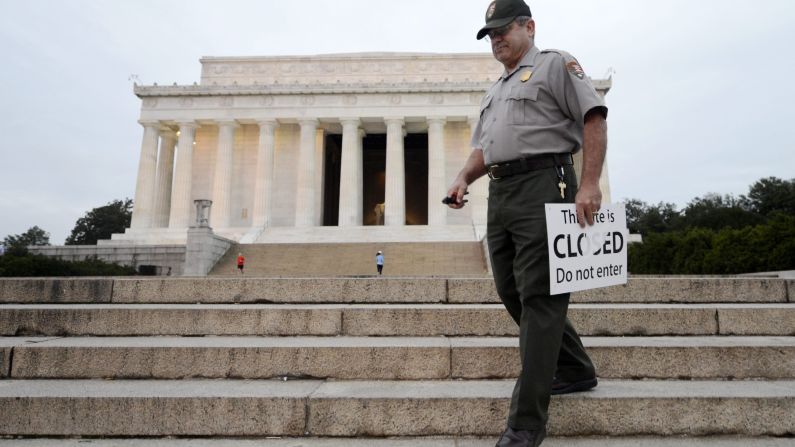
[183,228,234,276]
[29,245,186,276]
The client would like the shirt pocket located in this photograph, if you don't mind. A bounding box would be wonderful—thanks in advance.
[478,94,494,141]
[507,85,539,125]
[479,94,493,116]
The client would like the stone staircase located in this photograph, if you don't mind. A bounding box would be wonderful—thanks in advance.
[209,242,489,277]
[0,277,793,446]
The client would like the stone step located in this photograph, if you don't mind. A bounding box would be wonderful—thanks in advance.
[211,242,489,277]
[451,277,793,305]
[0,277,789,304]
[5,336,794,380]
[1,379,793,437]
[2,303,794,337]
[2,437,795,446]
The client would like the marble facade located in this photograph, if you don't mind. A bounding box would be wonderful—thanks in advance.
[110,53,611,244]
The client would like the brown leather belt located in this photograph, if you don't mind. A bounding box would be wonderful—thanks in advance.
[487,153,573,180]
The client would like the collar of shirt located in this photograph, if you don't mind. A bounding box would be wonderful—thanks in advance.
[500,45,540,81]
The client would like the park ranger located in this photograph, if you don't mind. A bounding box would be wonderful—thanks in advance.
[446,0,608,445]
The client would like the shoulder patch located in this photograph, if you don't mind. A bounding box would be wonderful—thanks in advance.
[544,49,587,80]
[566,61,585,80]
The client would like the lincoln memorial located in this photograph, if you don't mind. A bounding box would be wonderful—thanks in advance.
[109,53,611,245]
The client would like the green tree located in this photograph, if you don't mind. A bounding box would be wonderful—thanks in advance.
[624,199,646,234]
[624,199,680,235]
[670,227,714,274]
[702,226,759,274]
[2,226,50,256]
[763,213,795,270]
[741,177,795,216]
[678,193,763,231]
[626,176,795,275]
[628,214,795,275]
[628,231,680,274]
[65,199,133,245]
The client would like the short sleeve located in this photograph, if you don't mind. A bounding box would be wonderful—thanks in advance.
[550,51,607,124]
[470,117,483,149]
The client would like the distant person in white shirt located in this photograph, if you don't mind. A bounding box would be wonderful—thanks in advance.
[375,251,384,275]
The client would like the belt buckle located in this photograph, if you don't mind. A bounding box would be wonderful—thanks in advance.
[487,164,502,180]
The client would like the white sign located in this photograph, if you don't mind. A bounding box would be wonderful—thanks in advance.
[545,203,629,295]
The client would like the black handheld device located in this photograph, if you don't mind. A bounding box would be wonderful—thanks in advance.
[442,191,469,205]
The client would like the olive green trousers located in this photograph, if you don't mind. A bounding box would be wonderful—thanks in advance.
[487,164,595,430]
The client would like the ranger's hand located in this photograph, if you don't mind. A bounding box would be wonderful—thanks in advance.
[575,182,602,227]
[446,178,469,209]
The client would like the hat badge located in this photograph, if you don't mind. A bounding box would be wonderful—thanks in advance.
[486,1,497,19]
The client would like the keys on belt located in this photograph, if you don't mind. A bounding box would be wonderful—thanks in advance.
[556,166,567,198]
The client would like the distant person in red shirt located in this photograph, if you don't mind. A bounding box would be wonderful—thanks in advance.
[236,253,245,275]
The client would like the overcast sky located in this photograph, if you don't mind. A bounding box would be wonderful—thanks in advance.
[1,0,794,244]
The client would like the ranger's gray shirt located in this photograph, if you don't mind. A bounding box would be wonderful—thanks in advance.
[472,46,607,165]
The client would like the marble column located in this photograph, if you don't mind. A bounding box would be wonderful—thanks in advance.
[600,155,612,204]
[357,128,366,219]
[130,121,161,229]
[168,122,198,229]
[252,120,278,227]
[210,120,238,229]
[152,128,177,228]
[427,117,447,226]
[295,119,318,227]
[384,118,406,226]
[338,119,363,226]
[469,116,489,226]
[314,128,326,226]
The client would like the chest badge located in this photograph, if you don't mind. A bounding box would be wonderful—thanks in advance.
[520,71,533,82]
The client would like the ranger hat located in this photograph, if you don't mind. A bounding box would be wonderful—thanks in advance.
[476,0,532,40]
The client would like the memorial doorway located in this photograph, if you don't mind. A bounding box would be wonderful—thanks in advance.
[322,133,428,226]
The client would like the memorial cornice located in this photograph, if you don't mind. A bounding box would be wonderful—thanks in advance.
[134,82,496,98]
[136,52,611,100]
[135,52,611,123]
[134,78,611,98]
